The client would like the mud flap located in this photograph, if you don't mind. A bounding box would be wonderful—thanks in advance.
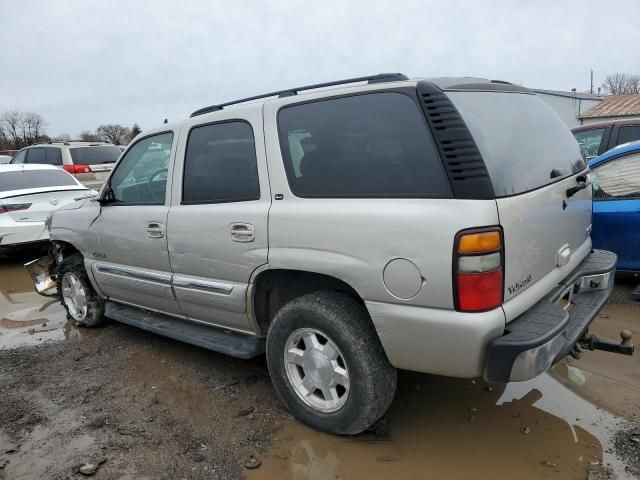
[24,255,58,297]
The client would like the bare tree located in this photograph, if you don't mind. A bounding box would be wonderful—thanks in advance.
[79,130,100,142]
[23,112,47,144]
[0,110,24,147]
[602,73,640,95]
[95,124,131,145]
[52,133,72,142]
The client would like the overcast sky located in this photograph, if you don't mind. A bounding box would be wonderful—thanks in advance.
[1,0,639,137]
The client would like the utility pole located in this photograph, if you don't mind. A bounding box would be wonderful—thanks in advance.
[590,69,594,94]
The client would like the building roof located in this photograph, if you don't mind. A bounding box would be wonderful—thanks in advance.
[579,94,640,119]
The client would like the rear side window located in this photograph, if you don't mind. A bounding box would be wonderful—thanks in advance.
[448,91,586,197]
[616,126,640,146]
[70,146,121,165]
[0,170,77,192]
[574,128,604,158]
[277,92,451,198]
[182,121,260,204]
[44,147,63,166]
[26,148,46,164]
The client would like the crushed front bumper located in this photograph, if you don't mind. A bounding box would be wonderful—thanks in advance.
[485,249,618,383]
[24,254,58,297]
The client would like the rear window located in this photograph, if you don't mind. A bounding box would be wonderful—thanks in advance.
[69,146,121,165]
[277,92,451,198]
[0,170,78,192]
[447,91,586,197]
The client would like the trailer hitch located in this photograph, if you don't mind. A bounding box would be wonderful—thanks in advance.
[577,329,634,357]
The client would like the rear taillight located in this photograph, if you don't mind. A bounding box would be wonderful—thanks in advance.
[454,227,504,312]
[0,203,32,215]
[63,164,92,174]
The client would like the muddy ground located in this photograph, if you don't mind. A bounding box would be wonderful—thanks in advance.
[1,252,639,479]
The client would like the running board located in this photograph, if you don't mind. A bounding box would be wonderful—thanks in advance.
[105,301,265,359]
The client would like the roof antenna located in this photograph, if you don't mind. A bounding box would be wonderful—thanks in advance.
[163,118,168,124]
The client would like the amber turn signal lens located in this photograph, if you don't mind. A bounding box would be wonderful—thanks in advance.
[458,231,501,253]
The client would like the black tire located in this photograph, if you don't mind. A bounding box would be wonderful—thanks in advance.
[56,254,106,327]
[266,291,397,435]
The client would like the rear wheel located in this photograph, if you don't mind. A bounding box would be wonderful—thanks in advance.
[57,254,106,327]
[266,291,397,435]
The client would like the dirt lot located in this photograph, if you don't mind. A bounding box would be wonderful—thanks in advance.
[1,252,639,479]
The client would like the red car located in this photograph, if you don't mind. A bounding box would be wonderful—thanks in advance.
[0,150,18,157]
[571,119,640,158]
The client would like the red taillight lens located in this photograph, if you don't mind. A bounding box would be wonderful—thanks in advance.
[0,203,32,215]
[63,164,92,174]
[454,227,504,312]
[457,270,503,312]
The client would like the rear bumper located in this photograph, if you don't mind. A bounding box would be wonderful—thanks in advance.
[0,221,49,249]
[484,249,617,383]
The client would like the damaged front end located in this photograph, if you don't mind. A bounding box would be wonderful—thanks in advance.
[24,254,58,297]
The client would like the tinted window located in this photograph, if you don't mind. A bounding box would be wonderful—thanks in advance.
[44,147,63,166]
[616,126,640,146]
[107,133,173,205]
[70,146,121,165]
[591,152,640,199]
[183,122,260,204]
[0,170,78,192]
[574,128,604,158]
[278,92,451,197]
[448,91,586,197]
[10,150,27,164]
[26,148,46,164]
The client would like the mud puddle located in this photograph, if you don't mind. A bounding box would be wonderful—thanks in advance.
[0,257,95,349]
[250,304,640,480]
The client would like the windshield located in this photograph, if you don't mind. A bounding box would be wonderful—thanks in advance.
[69,146,121,165]
[0,170,79,192]
[447,91,586,197]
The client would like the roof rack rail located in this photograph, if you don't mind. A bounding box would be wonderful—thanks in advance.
[190,72,409,117]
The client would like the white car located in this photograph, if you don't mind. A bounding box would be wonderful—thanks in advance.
[0,155,12,164]
[0,164,96,253]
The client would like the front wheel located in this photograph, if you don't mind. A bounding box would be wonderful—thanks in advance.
[57,254,106,327]
[266,291,397,435]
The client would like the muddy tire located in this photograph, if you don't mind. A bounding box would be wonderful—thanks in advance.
[266,291,397,435]
[57,254,106,327]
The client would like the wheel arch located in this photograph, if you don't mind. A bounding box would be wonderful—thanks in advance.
[251,268,370,335]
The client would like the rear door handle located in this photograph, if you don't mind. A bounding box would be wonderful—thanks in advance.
[230,223,255,242]
[146,222,164,238]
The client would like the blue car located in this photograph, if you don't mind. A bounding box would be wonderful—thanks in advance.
[588,140,640,274]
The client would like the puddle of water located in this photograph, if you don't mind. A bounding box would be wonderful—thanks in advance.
[249,371,622,480]
[250,302,640,480]
[0,258,85,349]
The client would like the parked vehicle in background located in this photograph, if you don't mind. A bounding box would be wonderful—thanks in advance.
[28,74,630,435]
[0,150,18,157]
[572,119,640,159]
[0,155,12,164]
[0,164,96,253]
[588,140,640,275]
[10,142,122,189]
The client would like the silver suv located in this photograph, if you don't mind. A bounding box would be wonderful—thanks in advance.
[11,141,122,189]
[27,74,628,435]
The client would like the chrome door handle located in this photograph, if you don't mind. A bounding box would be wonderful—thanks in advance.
[146,222,164,238]
[230,223,255,242]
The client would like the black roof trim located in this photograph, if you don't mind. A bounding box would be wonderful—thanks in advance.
[190,73,409,117]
